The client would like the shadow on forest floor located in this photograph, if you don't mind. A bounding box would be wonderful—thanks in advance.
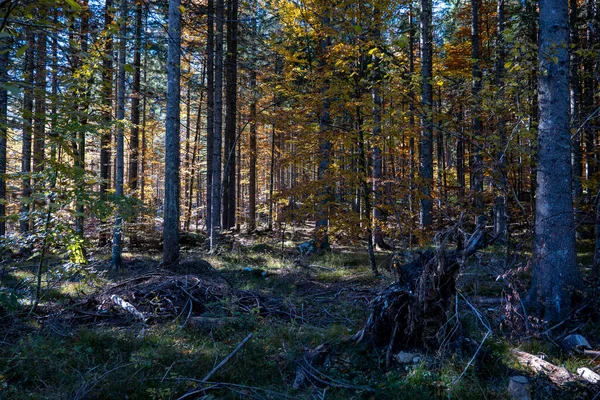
[0,229,598,399]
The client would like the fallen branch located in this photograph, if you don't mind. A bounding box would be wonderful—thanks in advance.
[111,295,147,322]
[203,332,253,381]
[511,349,574,386]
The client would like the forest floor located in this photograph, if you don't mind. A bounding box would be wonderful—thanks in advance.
[0,227,599,399]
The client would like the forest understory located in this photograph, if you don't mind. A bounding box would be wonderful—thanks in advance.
[1,225,600,400]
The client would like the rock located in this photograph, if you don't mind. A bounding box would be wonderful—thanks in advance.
[561,334,591,354]
[508,376,531,400]
[394,352,421,364]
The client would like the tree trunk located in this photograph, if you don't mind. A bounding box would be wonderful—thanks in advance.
[163,0,182,265]
[570,0,582,199]
[111,0,127,269]
[206,0,214,234]
[419,0,433,228]
[494,0,508,243]
[129,0,142,193]
[526,0,582,322]
[248,67,257,233]
[33,30,47,190]
[372,18,386,249]
[223,0,238,230]
[75,0,90,237]
[471,0,484,212]
[210,0,224,250]
[20,29,34,234]
[0,30,8,237]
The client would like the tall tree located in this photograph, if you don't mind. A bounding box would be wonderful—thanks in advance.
[210,0,224,249]
[206,0,214,234]
[0,26,8,237]
[111,0,127,269]
[129,0,142,193]
[526,0,582,321]
[471,0,484,212]
[419,0,433,228]
[494,0,508,242]
[223,0,238,230]
[163,0,181,265]
[100,0,113,203]
[20,29,34,234]
[75,0,90,237]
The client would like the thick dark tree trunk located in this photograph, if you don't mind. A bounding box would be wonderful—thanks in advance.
[163,0,182,265]
[209,0,224,250]
[526,0,582,322]
[419,0,433,228]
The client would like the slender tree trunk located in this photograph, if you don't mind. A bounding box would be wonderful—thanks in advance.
[206,0,214,234]
[129,0,142,193]
[471,0,484,212]
[268,123,276,231]
[186,76,204,231]
[419,0,434,228]
[75,0,90,237]
[33,30,47,190]
[248,67,257,232]
[140,8,148,205]
[372,17,385,248]
[494,0,508,243]
[111,0,127,269]
[100,0,114,246]
[0,29,8,237]
[527,0,582,322]
[223,0,238,230]
[314,27,332,249]
[210,0,224,249]
[584,0,597,182]
[163,0,182,265]
[20,29,34,234]
[570,0,582,199]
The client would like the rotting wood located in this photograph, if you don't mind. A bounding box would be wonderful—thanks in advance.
[511,349,574,386]
[111,295,147,322]
[354,218,493,351]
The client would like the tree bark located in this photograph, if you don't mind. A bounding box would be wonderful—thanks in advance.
[419,0,433,228]
[471,0,484,212]
[111,0,127,269]
[205,0,214,234]
[570,0,582,199]
[129,0,142,193]
[209,0,224,249]
[163,0,182,265]
[0,28,8,237]
[223,0,238,230]
[526,0,582,322]
[494,0,508,243]
[20,29,34,234]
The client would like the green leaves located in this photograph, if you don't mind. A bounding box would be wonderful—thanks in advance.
[64,0,82,11]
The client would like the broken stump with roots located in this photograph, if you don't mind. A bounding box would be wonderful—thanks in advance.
[354,220,490,352]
